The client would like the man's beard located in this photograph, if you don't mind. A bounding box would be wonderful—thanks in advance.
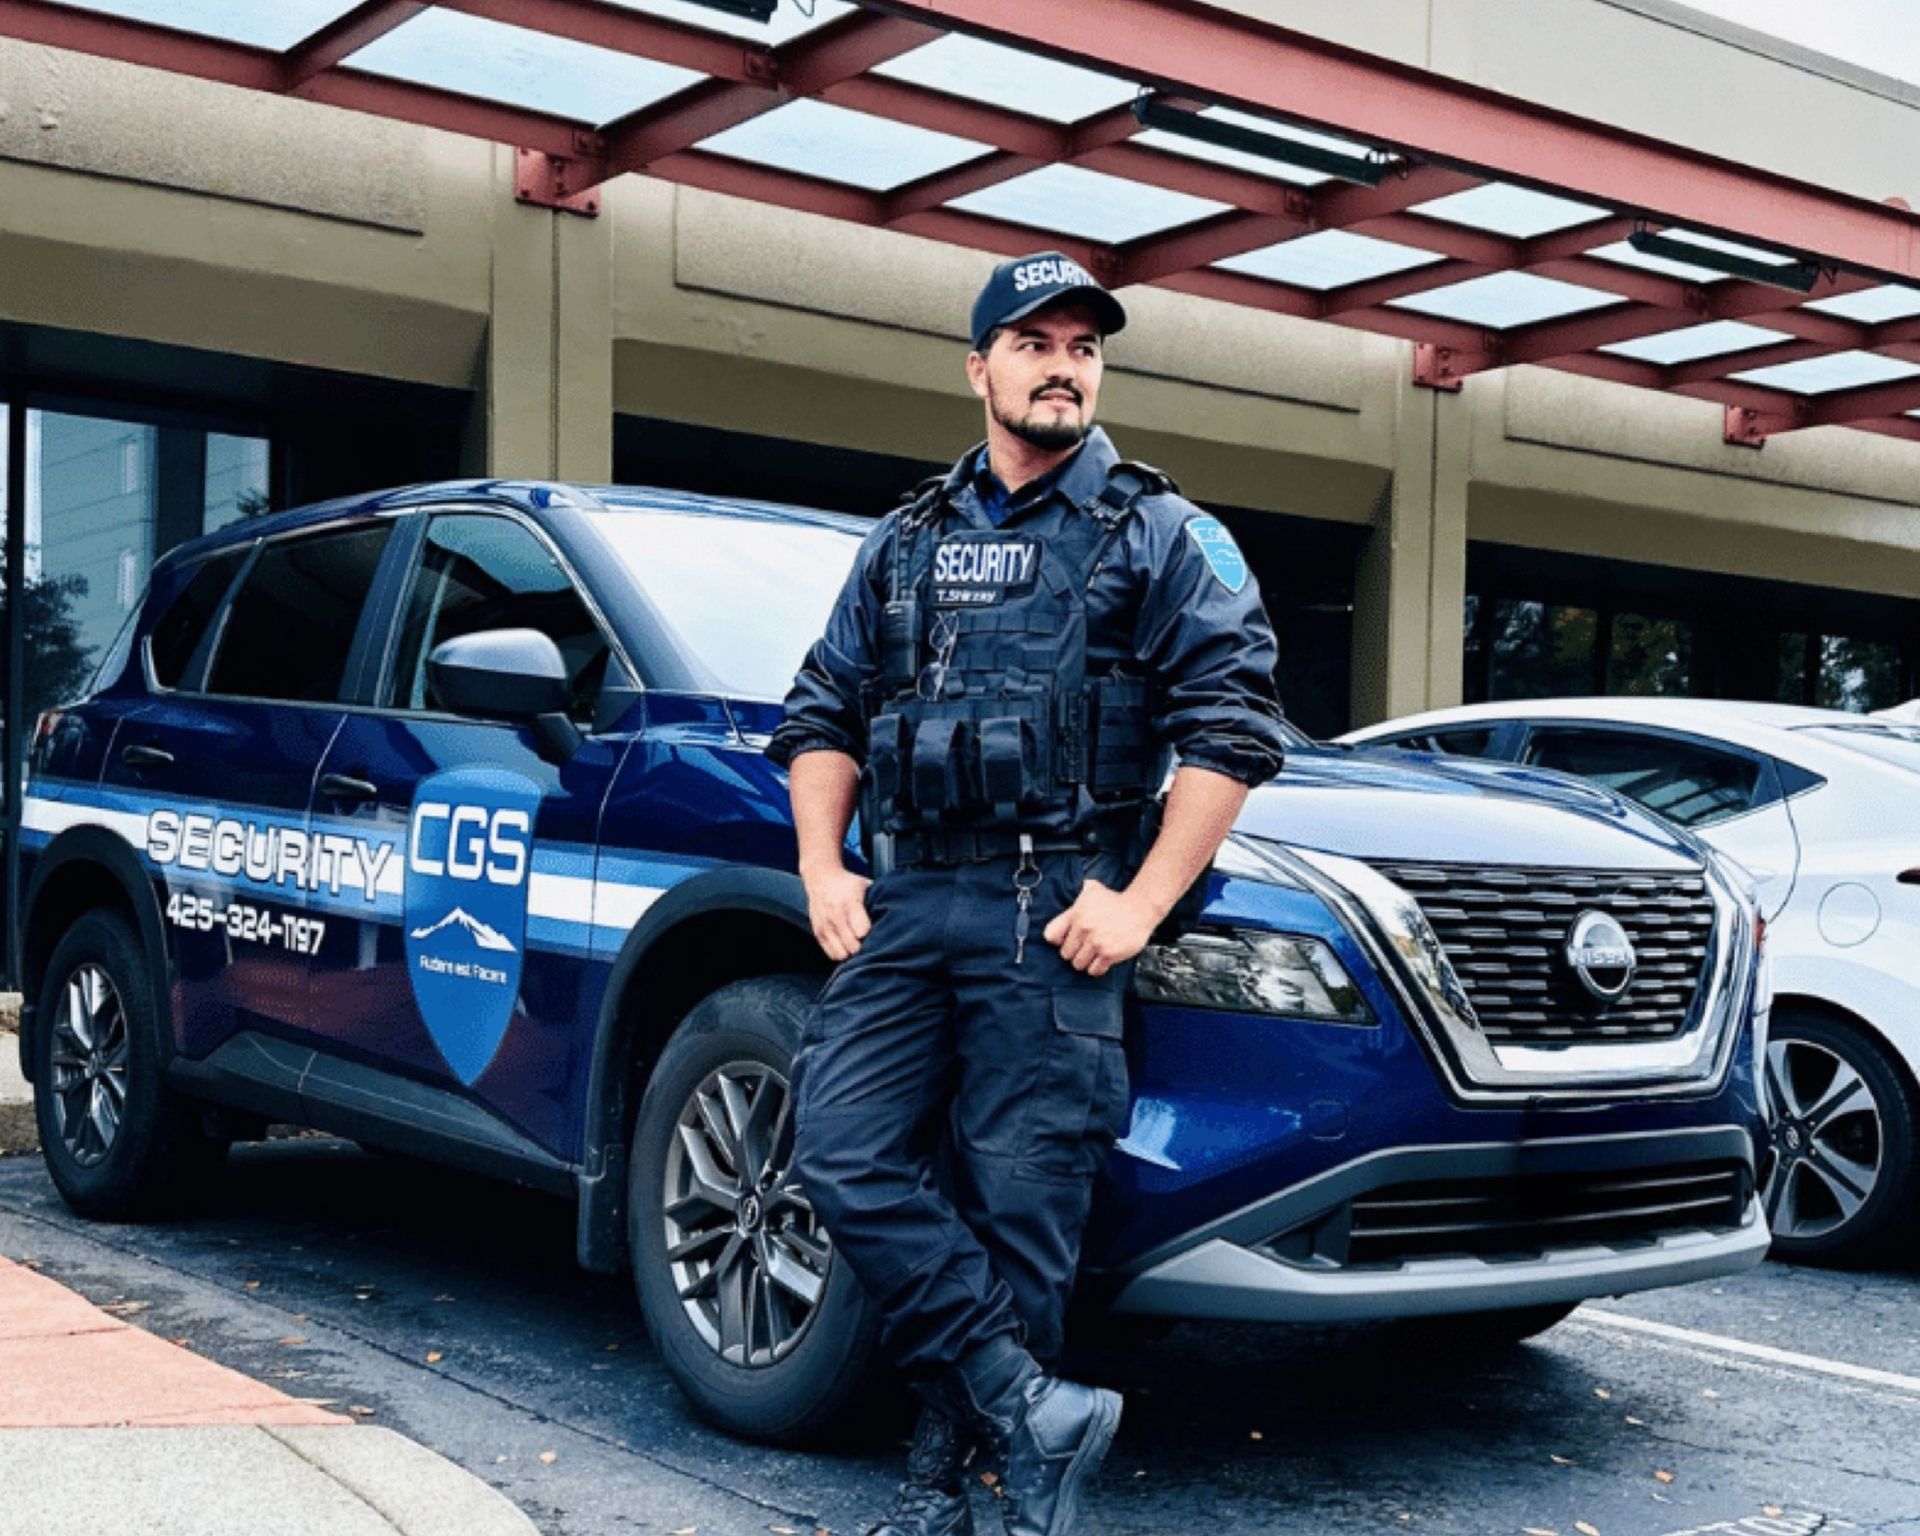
[990,380,1091,451]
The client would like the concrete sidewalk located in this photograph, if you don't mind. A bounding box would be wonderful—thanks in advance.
[0,1080,541,1536]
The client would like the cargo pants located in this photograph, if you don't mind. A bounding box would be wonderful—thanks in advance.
[790,846,1134,1374]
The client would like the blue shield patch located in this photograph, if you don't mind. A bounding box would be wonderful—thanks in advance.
[403,768,540,1086]
[1185,516,1248,594]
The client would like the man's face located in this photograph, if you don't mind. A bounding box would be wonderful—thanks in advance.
[966,303,1104,452]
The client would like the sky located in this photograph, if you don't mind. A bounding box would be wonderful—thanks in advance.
[1669,0,1920,88]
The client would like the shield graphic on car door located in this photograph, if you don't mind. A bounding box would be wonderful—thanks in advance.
[402,767,541,1086]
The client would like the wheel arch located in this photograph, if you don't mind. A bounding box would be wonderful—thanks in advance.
[574,865,827,1273]
[1770,990,1920,1110]
[19,828,170,1083]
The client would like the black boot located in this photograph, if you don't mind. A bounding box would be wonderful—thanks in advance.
[863,1407,975,1536]
[931,1338,1122,1536]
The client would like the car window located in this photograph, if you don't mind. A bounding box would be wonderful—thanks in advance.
[148,549,246,690]
[1523,727,1761,828]
[1372,727,1497,757]
[205,524,392,704]
[388,513,611,725]
[587,509,863,700]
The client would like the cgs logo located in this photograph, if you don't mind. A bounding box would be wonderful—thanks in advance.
[408,801,530,886]
[403,769,540,1087]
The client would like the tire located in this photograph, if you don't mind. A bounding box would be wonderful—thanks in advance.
[32,909,227,1220]
[1385,1302,1579,1354]
[628,974,884,1444]
[1760,1008,1918,1268]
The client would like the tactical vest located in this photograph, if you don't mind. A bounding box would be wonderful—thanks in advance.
[860,461,1171,858]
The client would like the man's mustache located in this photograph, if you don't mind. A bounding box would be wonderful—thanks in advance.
[1031,383,1083,404]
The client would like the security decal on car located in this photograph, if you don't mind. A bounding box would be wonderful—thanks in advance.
[404,767,541,1086]
[931,535,1041,606]
[146,807,393,900]
[1185,515,1248,594]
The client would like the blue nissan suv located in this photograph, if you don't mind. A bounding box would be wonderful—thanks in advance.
[16,481,1770,1440]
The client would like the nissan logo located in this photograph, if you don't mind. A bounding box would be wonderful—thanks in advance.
[1565,910,1637,1003]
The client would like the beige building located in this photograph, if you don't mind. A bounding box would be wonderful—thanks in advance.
[2,0,1918,762]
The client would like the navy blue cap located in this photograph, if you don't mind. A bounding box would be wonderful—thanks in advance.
[970,251,1127,351]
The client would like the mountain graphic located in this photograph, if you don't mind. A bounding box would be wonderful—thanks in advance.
[409,906,518,953]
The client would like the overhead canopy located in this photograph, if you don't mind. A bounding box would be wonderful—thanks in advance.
[7,0,1920,445]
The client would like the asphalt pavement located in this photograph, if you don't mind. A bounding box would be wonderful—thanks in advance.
[2,1136,1918,1536]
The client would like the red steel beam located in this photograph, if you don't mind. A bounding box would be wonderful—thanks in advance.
[884,151,1042,221]
[823,74,1065,158]
[592,11,935,185]
[1121,212,1312,288]
[1320,259,1493,318]
[1804,376,1920,430]
[441,0,771,81]
[281,0,425,89]
[868,0,1920,286]
[0,0,283,90]
[1852,417,1920,443]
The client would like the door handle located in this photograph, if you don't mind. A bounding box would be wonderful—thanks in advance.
[318,773,379,803]
[121,743,174,769]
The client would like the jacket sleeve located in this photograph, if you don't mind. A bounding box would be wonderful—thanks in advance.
[1130,502,1288,788]
[764,515,893,771]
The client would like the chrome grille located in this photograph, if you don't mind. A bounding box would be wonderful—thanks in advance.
[1370,863,1716,1045]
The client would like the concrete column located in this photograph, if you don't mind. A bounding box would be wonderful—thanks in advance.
[475,146,613,481]
[1349,370,1470,726]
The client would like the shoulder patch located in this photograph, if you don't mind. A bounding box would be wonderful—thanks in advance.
[1185,515,1248,594]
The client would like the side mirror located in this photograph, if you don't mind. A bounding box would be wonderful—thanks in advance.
[426,628,582,757]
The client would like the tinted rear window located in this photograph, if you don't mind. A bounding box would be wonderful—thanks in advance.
[1376,727,1497,757]
[1525,727,1761,828]
[206,524,392,703]
[148,549,245,690]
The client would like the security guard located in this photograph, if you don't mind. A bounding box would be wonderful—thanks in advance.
[768,252,1288,1536]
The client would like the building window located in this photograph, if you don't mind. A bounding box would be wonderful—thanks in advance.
[1483,599,1599,701]
[1816,635,1905,713]
[204,433,272,532]
[1607,611,1692,697]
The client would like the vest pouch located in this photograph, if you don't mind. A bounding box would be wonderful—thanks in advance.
[1088,676,1151,799]
[976,715,1032,818]
[912,715,971,821]
[868,712,910,814]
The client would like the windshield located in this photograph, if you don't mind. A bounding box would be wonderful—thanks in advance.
[586,505,1318,751]
[1800,724,1920,776]
[589,509,865,699]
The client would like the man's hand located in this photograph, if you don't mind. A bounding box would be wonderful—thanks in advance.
[805,865,873,961]
[1043,879,1161,977]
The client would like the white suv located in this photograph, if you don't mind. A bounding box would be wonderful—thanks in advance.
[1343,698,1920,1267]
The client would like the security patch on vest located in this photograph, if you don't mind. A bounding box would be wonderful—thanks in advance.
[1185,516,1248,594]
[931,537,1041,607]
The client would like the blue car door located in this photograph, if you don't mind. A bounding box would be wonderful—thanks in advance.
[95,522,393,1059]
[307,509,634,1159]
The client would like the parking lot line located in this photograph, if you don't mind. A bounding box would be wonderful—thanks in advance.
[1580,1306,1920,1399]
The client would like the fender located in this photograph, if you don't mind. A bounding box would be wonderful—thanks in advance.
[575,863,812,1271]
[19,825,172,1083]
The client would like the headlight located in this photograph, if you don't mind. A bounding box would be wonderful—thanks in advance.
[1136,929,1374,1024]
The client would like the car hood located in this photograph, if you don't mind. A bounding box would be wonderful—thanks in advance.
[1236,747,1701,871]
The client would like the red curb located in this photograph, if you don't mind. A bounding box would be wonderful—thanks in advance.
[0,1257,349,1430]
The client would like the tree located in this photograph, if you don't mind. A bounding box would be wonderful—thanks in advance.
[0,568,96,731]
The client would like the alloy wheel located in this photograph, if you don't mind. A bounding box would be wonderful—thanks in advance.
[47,963,131,1169]
[1762,1036,1883,1243]
[662,1062,831,1367]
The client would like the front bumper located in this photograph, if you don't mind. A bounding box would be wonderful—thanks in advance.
[1112,1199,1768,1322]
[1104,1126,1769,1322]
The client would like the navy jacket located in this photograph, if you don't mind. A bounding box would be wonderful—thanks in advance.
[767,427,1289,793]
